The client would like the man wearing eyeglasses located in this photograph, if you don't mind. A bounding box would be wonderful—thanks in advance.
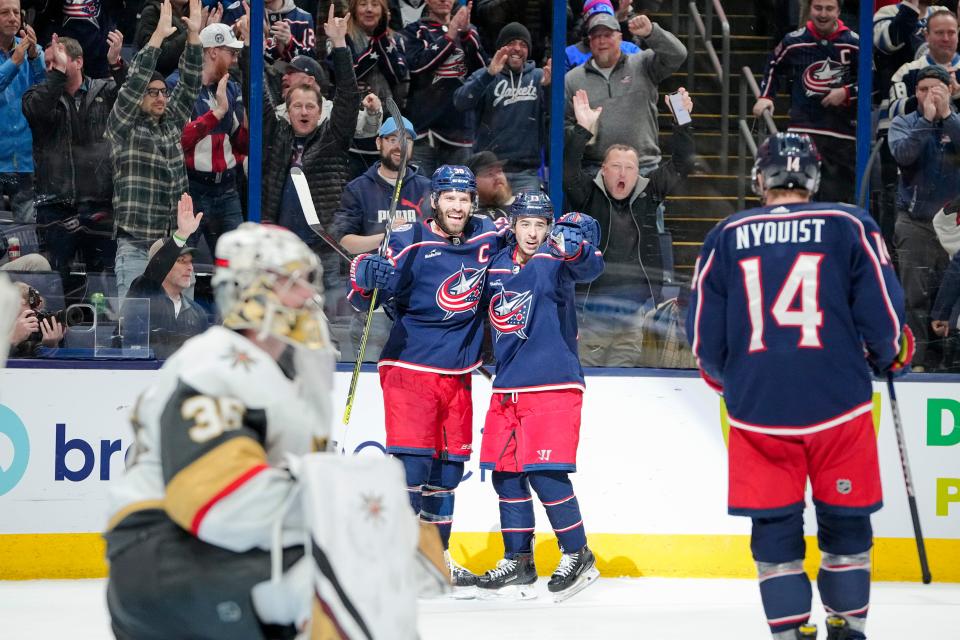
[562,9,685,176]
[106,0,204,299]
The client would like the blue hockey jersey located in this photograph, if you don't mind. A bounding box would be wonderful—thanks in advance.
[759,21,859,140]
[348,215,509,374]
[686,202,906,433]
[486,241,604,393]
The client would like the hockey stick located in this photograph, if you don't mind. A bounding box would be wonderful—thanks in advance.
[342,97,409,425]
[291,167,353,263]
[886,373,933,584]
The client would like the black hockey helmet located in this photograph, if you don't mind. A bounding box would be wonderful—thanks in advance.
[751,132,821,196]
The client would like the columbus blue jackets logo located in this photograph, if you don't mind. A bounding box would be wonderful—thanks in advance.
[489,283,533,340]
[436,264,485,319]
[803,59,845,96]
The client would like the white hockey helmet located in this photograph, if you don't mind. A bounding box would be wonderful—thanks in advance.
[212,223,331,350]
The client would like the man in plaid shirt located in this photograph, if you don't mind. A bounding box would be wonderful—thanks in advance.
[106,0,203,298]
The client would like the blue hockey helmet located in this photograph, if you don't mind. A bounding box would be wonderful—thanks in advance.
[431,165,477,197]
[510,191,554,223]
[751,132,821,196]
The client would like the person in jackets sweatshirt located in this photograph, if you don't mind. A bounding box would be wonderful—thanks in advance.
[23,33,124,279]
[453,22,548,193]
[564,87,695,367]
[401,0,488,176]
[476,193,604,603]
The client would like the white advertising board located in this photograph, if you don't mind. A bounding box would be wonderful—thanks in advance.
[1,368,957,541]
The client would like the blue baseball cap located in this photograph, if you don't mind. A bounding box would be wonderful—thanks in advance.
[378,116,417,138]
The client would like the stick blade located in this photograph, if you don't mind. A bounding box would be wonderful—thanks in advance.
[290,167,323,231]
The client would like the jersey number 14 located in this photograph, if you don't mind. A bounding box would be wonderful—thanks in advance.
[739,253,824,352]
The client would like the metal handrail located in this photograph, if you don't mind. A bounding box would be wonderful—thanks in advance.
[737,65,779,209]
[683,1,731,173]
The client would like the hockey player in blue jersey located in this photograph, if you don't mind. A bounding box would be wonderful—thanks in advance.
[687,133,914,640]
[347,164,508,595]
[475,192,604,602]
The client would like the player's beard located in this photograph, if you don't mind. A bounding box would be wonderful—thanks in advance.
[435,205,470,237]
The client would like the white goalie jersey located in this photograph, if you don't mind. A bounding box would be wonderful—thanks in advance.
[106,325,334,552]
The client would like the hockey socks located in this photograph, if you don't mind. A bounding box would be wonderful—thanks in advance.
[492,472,535,557]
[757,559,813,635]
[398,455,464,549]
[529,471,587,552]
[816,513,872,639]
[421,459,464,548]
[751,513,812,636]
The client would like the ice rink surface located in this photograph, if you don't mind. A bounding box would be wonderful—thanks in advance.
[1,577,957,639]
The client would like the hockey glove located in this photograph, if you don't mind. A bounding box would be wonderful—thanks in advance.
[351,253,396,292]
[557,212,601,247]
[870,325,915,379]
[548,223,584,260]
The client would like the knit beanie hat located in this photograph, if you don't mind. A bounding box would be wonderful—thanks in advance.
[495,22,532,51]
[917,64,951,87]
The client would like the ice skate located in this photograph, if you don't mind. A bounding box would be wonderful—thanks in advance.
[825,615,851,640]
[547,546,599,602]
[445,550,479,599]
[796,623,818,638]
[477,554,538,600]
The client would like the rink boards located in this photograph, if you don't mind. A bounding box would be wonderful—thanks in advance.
[0,364,958,581]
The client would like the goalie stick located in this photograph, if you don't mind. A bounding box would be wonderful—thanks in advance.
[291,167,353,263]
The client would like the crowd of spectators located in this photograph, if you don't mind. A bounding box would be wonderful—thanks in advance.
[3,0,960,373]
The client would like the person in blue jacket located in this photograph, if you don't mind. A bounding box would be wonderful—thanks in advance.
[0,1,44,223]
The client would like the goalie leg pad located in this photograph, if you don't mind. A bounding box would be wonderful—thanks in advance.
[492,471,535,557]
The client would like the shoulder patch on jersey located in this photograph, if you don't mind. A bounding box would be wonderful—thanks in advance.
[393,223,412,232]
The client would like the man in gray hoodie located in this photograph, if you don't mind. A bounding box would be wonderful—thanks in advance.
[563,11,686,175]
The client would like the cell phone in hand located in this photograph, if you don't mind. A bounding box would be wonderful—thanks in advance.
[667,92,692,126]
[268,12,282,25]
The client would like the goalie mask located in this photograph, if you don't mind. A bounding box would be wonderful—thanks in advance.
[212,223,332,350]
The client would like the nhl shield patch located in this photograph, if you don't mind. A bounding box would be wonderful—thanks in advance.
[836,478,852,495]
